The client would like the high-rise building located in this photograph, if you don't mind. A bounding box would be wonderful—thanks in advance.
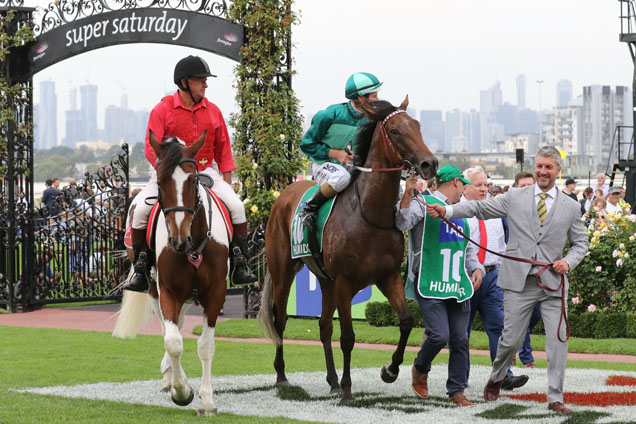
[80,84,98,141]
[445,109,480,152]
[495,102,519,136]
[542,106,584,155]
[583,85,633,170]
[557,80,573,107]
[516,74,526,108]
[36,80,58,149]
[479,81,503,150]
[419,110,445,152]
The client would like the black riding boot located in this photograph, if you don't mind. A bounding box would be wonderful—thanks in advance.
[123,242,150,292]
[299,190,330,232]
[230,236,257,286]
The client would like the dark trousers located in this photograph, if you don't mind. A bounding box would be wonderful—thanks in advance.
[518,304,542,364]
[466,268,512,379]
[414,294,470,398]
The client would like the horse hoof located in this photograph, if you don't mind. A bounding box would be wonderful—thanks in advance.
[339,396,354,406]
[160,385,171,393]
[380,363,399,383]
[276,380,290,387]
[172,389,195,406]
[197,408,218,417]
[330,387,343,395]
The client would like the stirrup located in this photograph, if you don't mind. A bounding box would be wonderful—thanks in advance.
[300,210,317,231]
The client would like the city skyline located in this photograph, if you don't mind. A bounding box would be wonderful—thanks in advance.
[28,0,632,143]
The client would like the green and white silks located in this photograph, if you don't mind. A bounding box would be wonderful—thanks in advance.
[415,195,474,302]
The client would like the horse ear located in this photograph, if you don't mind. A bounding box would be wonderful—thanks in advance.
[184,130,207,157]
[399,95,409,110]
[148,130,162,158]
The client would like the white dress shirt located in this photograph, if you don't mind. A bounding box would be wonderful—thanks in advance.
[534,183,558,215]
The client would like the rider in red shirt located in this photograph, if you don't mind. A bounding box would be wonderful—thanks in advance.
[123,55,256,292]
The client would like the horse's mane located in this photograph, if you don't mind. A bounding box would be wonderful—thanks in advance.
[156,137,184,180]
[353,100,399,165]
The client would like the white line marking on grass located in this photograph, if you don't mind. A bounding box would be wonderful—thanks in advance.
[15,365,636,423]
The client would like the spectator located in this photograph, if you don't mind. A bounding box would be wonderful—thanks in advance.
[562,178,578,202]
[595,173,609,197]
[594,188,605,199]
[491,186,504,197]
[422,178,437,195]
[580,187,595,215]
[41,178,62,216]
[606,186,623,215]
[415,179,426,195]
[513,172,535,189]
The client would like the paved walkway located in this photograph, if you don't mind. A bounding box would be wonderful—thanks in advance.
[1,306,635,364]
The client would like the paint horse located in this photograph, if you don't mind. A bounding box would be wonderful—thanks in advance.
[113,131,229,416]
[260,98,438,403]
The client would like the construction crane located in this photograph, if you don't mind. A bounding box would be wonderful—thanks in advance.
[617,0,636,211]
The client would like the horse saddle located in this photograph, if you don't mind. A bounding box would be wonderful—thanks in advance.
[290,185,336,260]
[124,187,233,250]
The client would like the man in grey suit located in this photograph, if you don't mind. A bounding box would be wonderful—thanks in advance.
[426,146,589,414]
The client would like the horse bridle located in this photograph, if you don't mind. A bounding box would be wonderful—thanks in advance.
[159,158,203,216]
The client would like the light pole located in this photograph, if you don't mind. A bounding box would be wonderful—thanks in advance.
[537,80,544,145]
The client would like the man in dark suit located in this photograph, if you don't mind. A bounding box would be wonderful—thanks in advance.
[427,146,589,414]
[580,187,594,215]
[41,178,61,216]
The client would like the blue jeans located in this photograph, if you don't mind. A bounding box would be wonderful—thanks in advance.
[466,268,512,379]
[518,304,542,364]
[414,294,470,397]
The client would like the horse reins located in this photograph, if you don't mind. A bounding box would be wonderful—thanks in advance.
[414,196,570,342]
[352,109,416,174]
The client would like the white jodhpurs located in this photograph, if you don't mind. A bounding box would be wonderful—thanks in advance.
[311,162,351,193]
[131,168,247,230]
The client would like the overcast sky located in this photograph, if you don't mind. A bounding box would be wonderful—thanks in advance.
[28,0,634,140]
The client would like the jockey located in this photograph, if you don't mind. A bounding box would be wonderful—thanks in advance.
[122,55,256,292]
[298,72,382,230]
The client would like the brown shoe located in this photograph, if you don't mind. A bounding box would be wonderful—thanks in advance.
[449,391,475,407]
[483,378,504,401]
[548,401,572,414]
[411,366,428,398]
[524,362,536,368]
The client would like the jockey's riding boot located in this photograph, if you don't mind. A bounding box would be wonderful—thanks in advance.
[299,183,336,232]
[122,228,150,293]
[230,222,257,286]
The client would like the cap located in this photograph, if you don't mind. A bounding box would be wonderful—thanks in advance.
[436,165,472,185]
[565,178,576,186]
[608,186,621,194]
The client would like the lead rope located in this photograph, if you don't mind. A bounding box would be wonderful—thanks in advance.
[414,196,570,342]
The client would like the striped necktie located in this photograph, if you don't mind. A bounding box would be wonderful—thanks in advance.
[537,192,549,222]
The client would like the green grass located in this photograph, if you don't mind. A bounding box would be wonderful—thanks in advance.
[202,318,636,356]
[0,325,634,423]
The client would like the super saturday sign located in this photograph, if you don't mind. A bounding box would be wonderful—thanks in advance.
[28,8,244,74]
[65,11,188,47]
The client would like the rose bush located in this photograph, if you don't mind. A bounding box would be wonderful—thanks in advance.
[569,203,636,314]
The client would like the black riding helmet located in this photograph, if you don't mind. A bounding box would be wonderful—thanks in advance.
[173,56,216,103]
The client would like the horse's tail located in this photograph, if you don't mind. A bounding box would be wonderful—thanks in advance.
[258,271,281,346]
[112,274,153,339]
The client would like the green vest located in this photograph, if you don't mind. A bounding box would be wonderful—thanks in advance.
[417,195,474,302]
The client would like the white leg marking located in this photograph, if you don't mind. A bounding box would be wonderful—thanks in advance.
[197,316,217,415]
[164,320,192,404]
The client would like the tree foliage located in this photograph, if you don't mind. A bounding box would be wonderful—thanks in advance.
[0,9,35,175]
[228,0,304,226]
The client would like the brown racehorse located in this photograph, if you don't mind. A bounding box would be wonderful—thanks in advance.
[113,131,229,416]
[260,98,438,403]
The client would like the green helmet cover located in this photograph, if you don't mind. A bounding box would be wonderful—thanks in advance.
[345,72,383,99]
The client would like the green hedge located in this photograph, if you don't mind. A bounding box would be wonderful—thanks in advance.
[365,301,636,339]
